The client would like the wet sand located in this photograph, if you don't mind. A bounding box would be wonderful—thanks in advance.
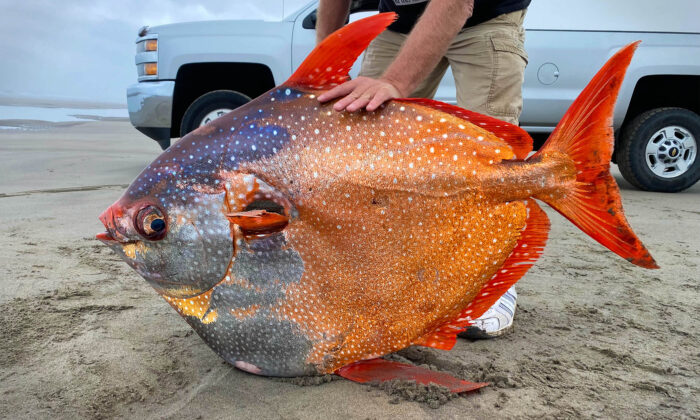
[1,120,698,419]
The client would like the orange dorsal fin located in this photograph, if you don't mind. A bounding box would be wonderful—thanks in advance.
[531,41,658,269]
[335,358,488,393]
[285,13,396,90]
[396,98,533,159]
[413,199,549,350]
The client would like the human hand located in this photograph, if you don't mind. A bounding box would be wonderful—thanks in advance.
[317,76,405,112]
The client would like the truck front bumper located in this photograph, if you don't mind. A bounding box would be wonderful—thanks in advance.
[126,81,175,141]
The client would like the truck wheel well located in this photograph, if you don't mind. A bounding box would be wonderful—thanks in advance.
[624,75,700,126]
[171,63,275,137]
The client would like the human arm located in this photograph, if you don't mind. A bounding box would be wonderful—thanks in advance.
[318,0,475,112]
[316,0,352,45]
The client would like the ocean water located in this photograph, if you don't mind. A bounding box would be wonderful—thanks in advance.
[0,105,128,129]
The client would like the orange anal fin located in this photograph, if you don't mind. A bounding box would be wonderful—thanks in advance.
[226,210,289,235]
[396,98,534,159]
[336,358,488,393]
[460,199,550,321]
[413,199,549,350]
[285,13,396,91]
[412,325,461,351]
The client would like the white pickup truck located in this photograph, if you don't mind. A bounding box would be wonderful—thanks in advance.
[126,0,700,192]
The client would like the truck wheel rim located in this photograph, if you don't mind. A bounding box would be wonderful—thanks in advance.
[200,109,233,127]
[645,125,697,178]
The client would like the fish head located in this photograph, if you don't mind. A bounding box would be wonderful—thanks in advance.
[97,142,233,299]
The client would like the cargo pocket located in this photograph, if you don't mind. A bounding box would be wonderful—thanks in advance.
[487,34,528,121]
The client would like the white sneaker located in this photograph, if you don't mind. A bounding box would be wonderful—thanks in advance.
[459,286,517,339]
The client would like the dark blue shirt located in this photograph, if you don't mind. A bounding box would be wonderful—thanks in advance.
[379,0,531,34]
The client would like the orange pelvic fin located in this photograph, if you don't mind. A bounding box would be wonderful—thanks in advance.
[413,200,549,350]
[285,13,396,91]
[396,98,533,159]
[531,41,658,269]
[335,358,488,393]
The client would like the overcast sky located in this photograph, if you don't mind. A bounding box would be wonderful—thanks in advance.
[0,0,310,104]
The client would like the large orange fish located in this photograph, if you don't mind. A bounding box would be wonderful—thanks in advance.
[97,14,657,390]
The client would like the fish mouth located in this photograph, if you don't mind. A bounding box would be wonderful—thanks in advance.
[96,231,118,244]
[97,204,132,244]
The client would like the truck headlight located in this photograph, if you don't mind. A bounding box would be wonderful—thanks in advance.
[144,63,158,75]
[144,39,157,52]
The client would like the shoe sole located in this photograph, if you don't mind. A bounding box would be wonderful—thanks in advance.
[458,322,515,340]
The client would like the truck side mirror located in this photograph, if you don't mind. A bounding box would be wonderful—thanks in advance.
[302,10,318,29]
[302,0,379,30]
[302,11,350,30]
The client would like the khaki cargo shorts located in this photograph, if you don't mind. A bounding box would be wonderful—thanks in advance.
[360,9,528,124]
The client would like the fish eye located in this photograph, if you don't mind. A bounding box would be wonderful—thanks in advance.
[136,205,167,240]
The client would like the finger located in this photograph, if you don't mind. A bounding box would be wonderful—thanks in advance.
[318,79,358,102]
[365,89,394,112]
[333,84,372,111]
[345,95,372,112]
[332,92,359,111]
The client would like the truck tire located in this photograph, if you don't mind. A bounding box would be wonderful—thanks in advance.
[618,107,700,192]
[180,90,251,137]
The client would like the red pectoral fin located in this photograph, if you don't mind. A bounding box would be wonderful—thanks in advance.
[336,358,488,393]
[227,210,289,235]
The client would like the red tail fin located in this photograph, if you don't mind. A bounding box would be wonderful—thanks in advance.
[285,13,396,91]
[532,42,658,269]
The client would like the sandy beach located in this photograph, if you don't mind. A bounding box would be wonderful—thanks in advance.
[0,118,698,419]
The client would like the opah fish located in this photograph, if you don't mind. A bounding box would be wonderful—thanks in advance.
[97,14,656,390]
